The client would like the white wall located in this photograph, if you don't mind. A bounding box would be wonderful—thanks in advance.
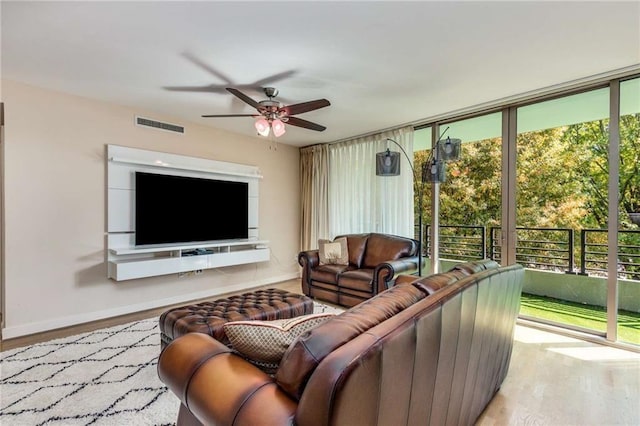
[1,79,301,338]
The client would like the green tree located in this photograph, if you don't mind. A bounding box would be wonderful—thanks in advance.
[566,114,640,229]
[411,116,640,274]
[516,128,589,229]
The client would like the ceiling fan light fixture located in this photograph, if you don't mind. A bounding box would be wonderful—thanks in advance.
[255,118,270,137]
[203,87,329,135]
[272,119,286,137]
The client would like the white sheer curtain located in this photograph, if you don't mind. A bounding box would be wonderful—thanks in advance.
[328,126,414,238]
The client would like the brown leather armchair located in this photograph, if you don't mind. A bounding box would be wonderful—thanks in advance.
[298,233,420,307]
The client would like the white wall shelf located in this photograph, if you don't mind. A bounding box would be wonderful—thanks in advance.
[108,240,270,281]
[109,239,268,256]
[106,145,269,281]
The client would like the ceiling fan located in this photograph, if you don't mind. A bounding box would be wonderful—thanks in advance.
[202,87,330,137]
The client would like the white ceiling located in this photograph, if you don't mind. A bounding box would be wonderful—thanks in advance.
[2,1,639,147]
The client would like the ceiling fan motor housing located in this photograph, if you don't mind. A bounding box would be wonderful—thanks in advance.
[258,100,285,120]
[263,87,279,98]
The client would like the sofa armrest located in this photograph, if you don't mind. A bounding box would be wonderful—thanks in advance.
[374,257,419,294]
[298,250,320,295]
[158,333,296,426]
[298,250,320,268]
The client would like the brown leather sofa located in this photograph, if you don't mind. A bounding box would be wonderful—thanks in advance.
[298,233,421,307]
[158,260,524,426]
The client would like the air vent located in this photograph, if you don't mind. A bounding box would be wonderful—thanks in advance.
[135,116,184,134]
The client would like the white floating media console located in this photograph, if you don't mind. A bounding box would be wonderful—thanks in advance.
[106,145,269,281]
[107,239,270,281]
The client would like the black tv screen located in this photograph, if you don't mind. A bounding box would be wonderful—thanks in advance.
[135,172,249,246]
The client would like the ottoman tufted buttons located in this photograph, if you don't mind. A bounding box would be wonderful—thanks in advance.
[159,288,313,349]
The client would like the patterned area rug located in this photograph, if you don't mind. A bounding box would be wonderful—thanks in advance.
[1,301,343,425]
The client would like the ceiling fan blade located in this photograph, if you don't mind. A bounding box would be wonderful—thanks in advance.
[182,52,234,84]
[226,88,260,109]
[201,114,258,118]
[286,116,327,132]
[252,70,297,87]
[165,85,226,93]
[283,99,331,116]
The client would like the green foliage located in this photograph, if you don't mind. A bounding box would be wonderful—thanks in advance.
[413,138,502,228]
[564,113,640,228]
[412,113,640,232]
[516,128,589,229]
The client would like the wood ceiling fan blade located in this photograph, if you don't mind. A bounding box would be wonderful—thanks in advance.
[286,116,327,132]
[201,114,258,118]
[283,99,331,116]
[226,88,260,109]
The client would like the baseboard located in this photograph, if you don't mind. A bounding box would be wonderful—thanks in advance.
[1,272,298,339]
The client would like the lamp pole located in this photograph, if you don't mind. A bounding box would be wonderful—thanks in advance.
[382,138,424,276]
[380,129,459,277]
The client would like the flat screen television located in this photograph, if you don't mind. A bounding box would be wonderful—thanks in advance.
[135,172,249,246]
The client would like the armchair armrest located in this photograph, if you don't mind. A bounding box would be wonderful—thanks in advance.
[374,257,420,294]
[158,333,296,426]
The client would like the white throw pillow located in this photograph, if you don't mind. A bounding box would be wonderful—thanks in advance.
[318,237,349,265]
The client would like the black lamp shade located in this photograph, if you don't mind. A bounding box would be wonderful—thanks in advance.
[438,137,462,162]
[424,160,446,183]
[376,150,401,176]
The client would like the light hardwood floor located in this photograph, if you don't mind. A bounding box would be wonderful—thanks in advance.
[2,279,639,425]
[477,325,639,425]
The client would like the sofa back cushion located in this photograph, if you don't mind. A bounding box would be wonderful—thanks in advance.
[338,233,369,267]
[449,259,500,275]
[411,270,469,295]
[275,283,426,400]
[362,233,417,269]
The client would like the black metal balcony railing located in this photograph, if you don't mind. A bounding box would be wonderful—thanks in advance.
[490,227,575,273]
[422,224,640,281]
[580,228,640,280]
[424,225,486,261]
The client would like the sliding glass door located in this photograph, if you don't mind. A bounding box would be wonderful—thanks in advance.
[515,88,610,334]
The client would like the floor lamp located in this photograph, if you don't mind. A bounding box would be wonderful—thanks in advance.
[376,139,427,276]
[376,134,461,276]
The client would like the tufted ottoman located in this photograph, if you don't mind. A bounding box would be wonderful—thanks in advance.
[159,288,313,349]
